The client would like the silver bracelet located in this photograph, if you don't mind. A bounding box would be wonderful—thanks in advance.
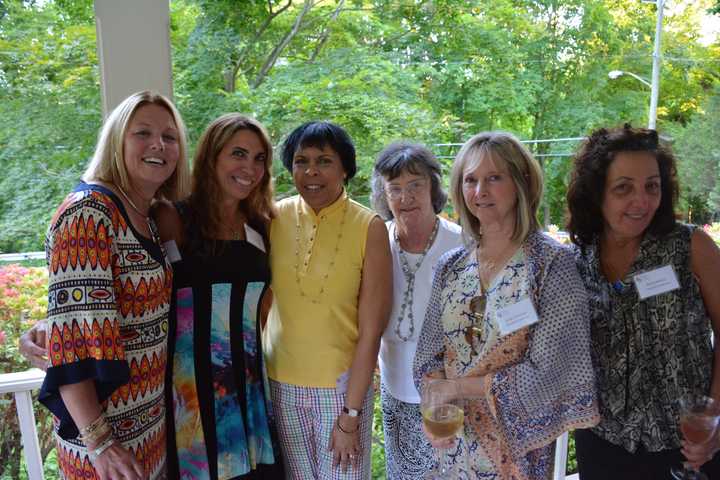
[88,436,115,462]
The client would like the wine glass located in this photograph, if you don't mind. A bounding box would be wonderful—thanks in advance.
[421,378,465,479]
[671,395,720,480]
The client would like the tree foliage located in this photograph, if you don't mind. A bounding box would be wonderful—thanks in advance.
[0,0,719,253]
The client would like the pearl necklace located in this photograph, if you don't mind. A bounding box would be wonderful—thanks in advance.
[393,217,439,341]
[294,200,349,304]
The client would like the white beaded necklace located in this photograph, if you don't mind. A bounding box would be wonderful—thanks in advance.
[293,199,349,304]
[393,217,439,341]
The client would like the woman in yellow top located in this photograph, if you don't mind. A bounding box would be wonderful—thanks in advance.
[263,121,392,479]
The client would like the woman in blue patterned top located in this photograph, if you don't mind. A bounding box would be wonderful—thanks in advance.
[567,125,720,479]
[413,131,599,479]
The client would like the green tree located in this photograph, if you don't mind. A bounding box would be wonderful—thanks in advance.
[671,87,720,223]
[0,0,100,253]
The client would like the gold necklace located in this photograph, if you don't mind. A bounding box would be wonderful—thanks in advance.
[116,184,150,218]
[115,184,159,244]
[293,200,349,304]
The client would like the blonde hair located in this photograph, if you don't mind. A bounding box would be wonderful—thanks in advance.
[450,131,543,245]
[188,113,275,244]
[82,90,190,201]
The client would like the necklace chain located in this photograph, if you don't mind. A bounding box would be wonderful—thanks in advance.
[116,184,159,244]
[293,200,349,304]
[116,184,149,218]
[393,218,439,342]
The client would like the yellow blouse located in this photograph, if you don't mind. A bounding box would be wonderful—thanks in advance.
[263,191,375,387]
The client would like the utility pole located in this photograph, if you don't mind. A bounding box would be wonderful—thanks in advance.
[648,0,665,130]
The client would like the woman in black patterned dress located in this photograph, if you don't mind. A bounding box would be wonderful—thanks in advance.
[567,125,720,479]
[154,113,284,479]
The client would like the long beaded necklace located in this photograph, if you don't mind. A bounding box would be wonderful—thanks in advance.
[116,184,160,245]
[294,200,349,304]
[393,217,439,341]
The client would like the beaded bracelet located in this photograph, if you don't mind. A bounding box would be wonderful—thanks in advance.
[88,435,116,462]
[335,417,360,434]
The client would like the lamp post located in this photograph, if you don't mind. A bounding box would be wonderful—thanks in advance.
[608,0,665,130]
[647,0,665,130]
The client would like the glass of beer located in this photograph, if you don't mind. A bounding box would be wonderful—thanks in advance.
[421,378,465,479]
[671,395,719,480]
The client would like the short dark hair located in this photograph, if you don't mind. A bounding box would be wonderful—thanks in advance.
[566,124,678,247]
[281,121,357,182]
[370,142,447,220]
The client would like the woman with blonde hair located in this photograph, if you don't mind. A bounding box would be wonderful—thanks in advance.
[155,113,284,479]
[38,90,190,480]
[414,131,599,479]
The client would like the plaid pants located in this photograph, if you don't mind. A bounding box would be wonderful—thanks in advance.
[270,380,373,480]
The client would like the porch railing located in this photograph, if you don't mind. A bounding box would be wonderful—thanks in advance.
[0,369,46,480]
[0,368,579,480]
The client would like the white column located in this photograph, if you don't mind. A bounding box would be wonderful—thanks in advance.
[94,0,173,116]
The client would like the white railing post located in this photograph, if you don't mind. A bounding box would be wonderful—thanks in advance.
[0,369,46,480]
[554,432,569,480]
[15,390,45,480]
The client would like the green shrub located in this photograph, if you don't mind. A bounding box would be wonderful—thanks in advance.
[0,264,56,479]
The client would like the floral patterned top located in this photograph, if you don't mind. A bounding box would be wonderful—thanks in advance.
[574,223,713,453]
[414,231,599,480]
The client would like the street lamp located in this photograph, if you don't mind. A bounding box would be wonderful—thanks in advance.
[608,70,652,88]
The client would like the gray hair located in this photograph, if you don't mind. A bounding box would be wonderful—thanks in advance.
[370,142,448,220]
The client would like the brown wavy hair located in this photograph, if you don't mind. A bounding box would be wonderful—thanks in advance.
[186,113,275,251]
[566,124,678,248]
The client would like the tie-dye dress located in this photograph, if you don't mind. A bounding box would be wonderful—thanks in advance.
[165,218,283,480]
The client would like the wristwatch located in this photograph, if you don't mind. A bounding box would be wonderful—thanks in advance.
[342,406,362,417]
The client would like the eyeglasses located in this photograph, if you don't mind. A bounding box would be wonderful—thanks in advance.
[464,293,486,356]
[385,179,427,200]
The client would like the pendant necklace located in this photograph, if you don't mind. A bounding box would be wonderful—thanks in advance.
[393,217,439,341]
[116,184,159,244]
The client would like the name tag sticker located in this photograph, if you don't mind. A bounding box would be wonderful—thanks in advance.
[496,298,540,336]
[244,224,266,253]
[336,370,350,394]
[633,265,680,300]
[163,240,181,263]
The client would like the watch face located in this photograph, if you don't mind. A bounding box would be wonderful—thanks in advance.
[344,406,360,417]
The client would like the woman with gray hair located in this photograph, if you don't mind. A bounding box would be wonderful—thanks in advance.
[371,142,461,479]
[413,131,599,479]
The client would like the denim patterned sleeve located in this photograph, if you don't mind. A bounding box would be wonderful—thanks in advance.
[489,242,600,458]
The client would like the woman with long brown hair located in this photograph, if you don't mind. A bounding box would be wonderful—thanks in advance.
[155,113,283,479]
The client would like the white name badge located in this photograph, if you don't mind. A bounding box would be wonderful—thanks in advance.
[496,298,540,336]
[162,240,181,263]
[336,370,350,394]
[244,224,266,253]
[633,265,680,300]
